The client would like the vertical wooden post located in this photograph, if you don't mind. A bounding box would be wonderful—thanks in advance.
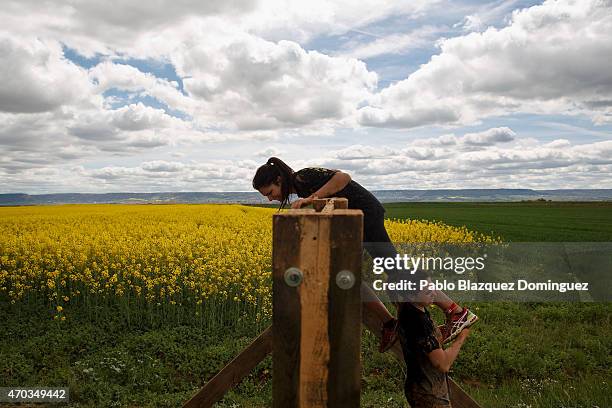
[273,202,362,408]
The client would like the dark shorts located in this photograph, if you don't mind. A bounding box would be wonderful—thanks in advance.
[362,210,397,257]
[405,382,452,408]
[362,211,416,302]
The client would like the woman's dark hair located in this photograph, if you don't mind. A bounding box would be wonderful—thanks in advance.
[252,157,295,210]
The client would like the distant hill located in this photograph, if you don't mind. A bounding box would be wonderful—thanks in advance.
[2,189,612,206]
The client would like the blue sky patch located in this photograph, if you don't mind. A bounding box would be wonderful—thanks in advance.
[62,45,103,69]
[103,89,190,121]
[111,58,185,94]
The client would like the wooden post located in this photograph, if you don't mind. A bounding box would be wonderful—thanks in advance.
[273,199,362,407]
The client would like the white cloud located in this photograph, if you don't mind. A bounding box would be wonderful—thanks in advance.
[89,62,195,115]
[1,0,611,193]
[460,14,485,32]
[333,144,393,159]
[242,0,440,43]
[462,127,515,145]
[175,33,378,129]
[0,0,439,57]
[456,0,524,32]
[76,160,257,191]
[69,118,119,141]
[0,34,203,185]
[255,147,283,158]
[0,0,439,134]
[544,139,571,148]
[141,160,185,172]
[0,0,257,57]
[320,136,612,188]
[110,103,176,131]
[359,0,612,128]
[338,26,442,60]
[0,35,93,113]
[69,103,187,142]
[4,131,612,192]
[412,127,516,149]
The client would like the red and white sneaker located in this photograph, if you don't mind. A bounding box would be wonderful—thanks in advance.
[379,318,399,353]
[442,308,478,344]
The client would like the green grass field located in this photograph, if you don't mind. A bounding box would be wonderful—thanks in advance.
[383,201,612,242]
[1,202,611,407]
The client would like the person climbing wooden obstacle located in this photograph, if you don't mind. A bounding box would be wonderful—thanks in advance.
[183,196,481,408]
[253,158,478,350]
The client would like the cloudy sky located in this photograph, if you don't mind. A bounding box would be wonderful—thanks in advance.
[1,0,611,193]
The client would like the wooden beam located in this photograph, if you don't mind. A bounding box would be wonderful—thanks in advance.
[312,198,328,212]
[273,207,362,407]
[272,213,303,407]
[182,326,273,408]
[312,198,348,212]
[327,207,362,407]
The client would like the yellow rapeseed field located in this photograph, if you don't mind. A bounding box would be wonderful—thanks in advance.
[0,204,497,327]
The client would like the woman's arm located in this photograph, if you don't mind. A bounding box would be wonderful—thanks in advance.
[291,171,351,209]
[427,329,470,373]
[312,171,351,198]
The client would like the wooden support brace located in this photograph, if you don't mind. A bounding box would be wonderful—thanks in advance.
[182,327,273,408]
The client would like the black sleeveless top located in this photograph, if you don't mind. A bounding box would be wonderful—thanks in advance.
[292,167,385,220]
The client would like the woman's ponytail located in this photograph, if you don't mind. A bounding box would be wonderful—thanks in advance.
[252,157,295,210]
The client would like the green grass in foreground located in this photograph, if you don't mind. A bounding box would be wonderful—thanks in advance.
[1,302,610,408]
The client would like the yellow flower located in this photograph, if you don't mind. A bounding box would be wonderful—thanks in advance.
[0,203,496,325]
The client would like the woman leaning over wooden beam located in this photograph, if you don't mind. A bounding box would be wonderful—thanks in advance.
[252,157,478,352]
